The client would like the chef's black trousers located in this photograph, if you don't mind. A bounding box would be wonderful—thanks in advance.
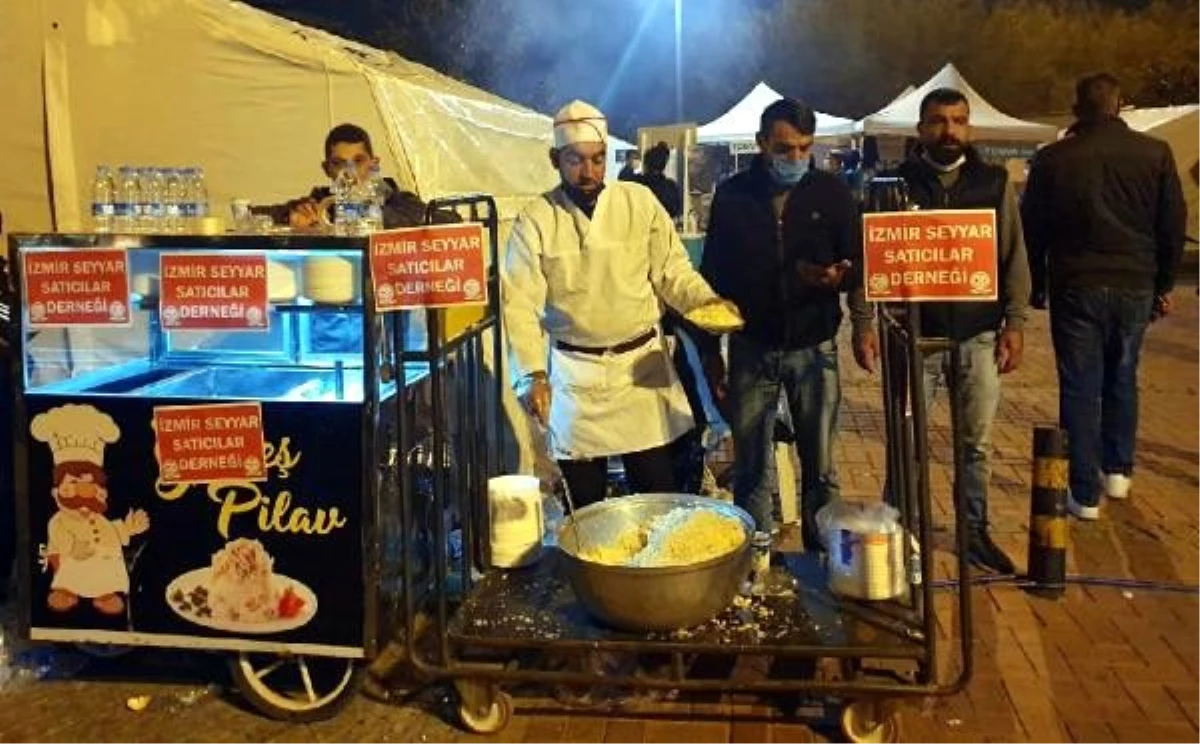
[558,435,683,508]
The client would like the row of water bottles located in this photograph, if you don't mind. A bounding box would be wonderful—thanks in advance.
[91,165,210,234]
[331,163,386,235]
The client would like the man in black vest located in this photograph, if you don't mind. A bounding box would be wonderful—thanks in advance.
[1022,73,1185,520]
[851,88,1031,574]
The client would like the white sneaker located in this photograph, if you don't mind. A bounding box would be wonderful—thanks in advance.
[1068,493,1100,521]
[1104,473,1132,500]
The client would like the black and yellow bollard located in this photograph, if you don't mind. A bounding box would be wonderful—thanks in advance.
[1026,427,1069,598]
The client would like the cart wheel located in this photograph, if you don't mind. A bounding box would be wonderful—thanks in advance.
[229,652,362,722]
[841,700,900,743]
[459,689,512,734]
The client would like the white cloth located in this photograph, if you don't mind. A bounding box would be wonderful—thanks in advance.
[553,100,607,147]
[47,509,131,598]
[502,181,720,459]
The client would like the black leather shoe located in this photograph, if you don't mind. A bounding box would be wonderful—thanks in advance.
[967,531,1016,575]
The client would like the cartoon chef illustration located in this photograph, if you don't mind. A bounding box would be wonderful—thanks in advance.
[31,404,150,615]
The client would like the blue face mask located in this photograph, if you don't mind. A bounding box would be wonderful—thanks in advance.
[769,156,808,185]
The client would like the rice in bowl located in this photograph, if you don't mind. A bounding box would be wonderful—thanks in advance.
[576,506,745,568]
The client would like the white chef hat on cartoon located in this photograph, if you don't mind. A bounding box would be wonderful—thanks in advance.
[30,404,120,466]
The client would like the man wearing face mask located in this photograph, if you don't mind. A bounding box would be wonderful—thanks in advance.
[698,98,861,549]
[502,100,737,507]
[850,87,1030,574]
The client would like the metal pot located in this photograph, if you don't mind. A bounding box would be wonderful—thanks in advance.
[556,493,753,632]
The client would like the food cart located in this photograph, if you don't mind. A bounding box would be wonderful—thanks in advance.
[387,185,981,743]
[4,193,503,721]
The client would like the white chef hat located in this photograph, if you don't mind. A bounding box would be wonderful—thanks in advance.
[553,100,608,148]
[31,404,120,466]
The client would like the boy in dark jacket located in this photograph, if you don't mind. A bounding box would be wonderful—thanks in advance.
[261,123,438,230]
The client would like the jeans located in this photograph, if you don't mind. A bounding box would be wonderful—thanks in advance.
[920,330,1001,532]
[727,334,841,534]
[1050,287,1153,506]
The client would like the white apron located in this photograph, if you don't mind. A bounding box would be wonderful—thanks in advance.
[48,510,130,597]
[547,330,694,460]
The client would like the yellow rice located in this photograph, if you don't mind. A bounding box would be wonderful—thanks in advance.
[576,507,744,568]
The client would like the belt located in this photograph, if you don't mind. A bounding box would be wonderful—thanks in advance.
[555,328,657,356]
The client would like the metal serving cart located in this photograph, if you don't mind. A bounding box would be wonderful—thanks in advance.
[389,193,978,743]
[4,192,503,722]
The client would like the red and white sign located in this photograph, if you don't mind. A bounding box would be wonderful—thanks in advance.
[369,223,487,310]
[22,248,131,328]
[862,209,998,302]
[153,402,267,485]
[159,253,270,331]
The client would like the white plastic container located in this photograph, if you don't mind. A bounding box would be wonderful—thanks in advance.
[817,500,907,600]
[487,475,544,568]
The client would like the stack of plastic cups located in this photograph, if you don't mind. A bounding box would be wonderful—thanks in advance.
[487,475,544,568]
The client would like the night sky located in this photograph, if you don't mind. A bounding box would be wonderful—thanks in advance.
[244,0,1197,138]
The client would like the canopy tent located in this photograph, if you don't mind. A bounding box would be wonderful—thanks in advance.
[1121,105,1199,242]
[0,0,565,239]
[822,63,1057,142]
[696,82,855,143]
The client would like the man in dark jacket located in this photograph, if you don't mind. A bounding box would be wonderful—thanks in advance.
[617,150,641,182]
[699,98,859,548]
[638,142,683,220]
[1022,73,1186,521]
[851,88,1030,574]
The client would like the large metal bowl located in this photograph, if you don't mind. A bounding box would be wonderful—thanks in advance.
[556,493,753,632]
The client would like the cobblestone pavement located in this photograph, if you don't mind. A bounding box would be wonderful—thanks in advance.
[1,283,1196,743]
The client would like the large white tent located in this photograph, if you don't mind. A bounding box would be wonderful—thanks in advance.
[1121,105,1199,242]
[823,63,1057,142]
[697,82,855,143]
[0,0,590,477]
[0,0,564,239]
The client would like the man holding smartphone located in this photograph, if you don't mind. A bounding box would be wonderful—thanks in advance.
[851,88,1030,574]
[698,98,862,549]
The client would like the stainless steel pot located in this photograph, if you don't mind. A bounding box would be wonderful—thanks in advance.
[556,493,753,632]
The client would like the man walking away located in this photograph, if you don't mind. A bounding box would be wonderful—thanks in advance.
[1022,72,1186,520]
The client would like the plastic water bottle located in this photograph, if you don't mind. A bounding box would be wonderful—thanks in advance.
[362,163,385,233]
[332,165,359,235]
[179,167,209,231]
[163,168,185,233]
[114,165,138,233]
[178,167,196,230]
[191,167,210,224]
[90,165,116,233]
[137,167,161,233]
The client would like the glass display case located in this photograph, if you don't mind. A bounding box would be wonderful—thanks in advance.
[14,233,434,401]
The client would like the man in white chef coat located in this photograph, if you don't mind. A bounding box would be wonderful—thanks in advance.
[502,100,736,507]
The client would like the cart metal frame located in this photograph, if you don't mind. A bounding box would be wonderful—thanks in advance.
[390,215,978,741]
